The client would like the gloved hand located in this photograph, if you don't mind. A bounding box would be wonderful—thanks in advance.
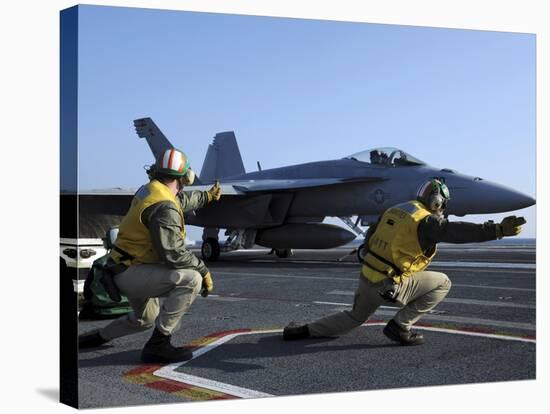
[378,279,399,303]
[201,271,214,297]
[207,180,222,202]
[496,216,526,238]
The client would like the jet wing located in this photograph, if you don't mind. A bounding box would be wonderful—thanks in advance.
[76,188,137,195]
[189,177,385,194]
[78,176,385,198]
[187,183,245,195]
[62,189,136,238]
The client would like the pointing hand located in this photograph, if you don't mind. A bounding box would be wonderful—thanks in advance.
[496,216,526,238]
[207,180,222,202]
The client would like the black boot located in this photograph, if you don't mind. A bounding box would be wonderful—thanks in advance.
[79,330,109,348]
[141,328,193,363]
[283,322,311,340]
[383,320,424,346]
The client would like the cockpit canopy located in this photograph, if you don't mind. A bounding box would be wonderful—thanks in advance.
[346,147,426,167]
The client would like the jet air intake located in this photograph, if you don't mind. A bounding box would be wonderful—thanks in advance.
[255,223,356,249]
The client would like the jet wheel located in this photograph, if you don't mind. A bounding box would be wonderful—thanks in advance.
[275,248,293,258]
[201,238,220,261]
[357,243,367,263]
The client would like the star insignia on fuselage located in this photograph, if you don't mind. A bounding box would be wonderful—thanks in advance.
[371,188,390,205]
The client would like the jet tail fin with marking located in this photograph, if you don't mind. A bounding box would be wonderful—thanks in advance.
[133,117,203,185]
[199,131,246,183]
[133,117,174,161]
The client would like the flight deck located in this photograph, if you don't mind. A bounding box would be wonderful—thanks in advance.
[77,242,536,408]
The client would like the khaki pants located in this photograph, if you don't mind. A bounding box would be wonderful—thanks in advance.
[308,270,451,337]
[100,264,203,340]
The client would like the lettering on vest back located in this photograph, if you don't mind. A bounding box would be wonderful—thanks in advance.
[370,234,389,252]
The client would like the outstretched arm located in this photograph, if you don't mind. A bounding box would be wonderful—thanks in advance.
[418,214,498,249]
[177,190,210,213]
[177,181,222,213]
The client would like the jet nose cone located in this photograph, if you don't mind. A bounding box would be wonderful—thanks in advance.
[490,185,536,212]
[521,194,537,209]
[448,178,535,215]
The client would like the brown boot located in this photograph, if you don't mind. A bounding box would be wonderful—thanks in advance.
[383,320,424,346]
[141,328,193,363]
[283,322,311,340]
[79,330,109,348]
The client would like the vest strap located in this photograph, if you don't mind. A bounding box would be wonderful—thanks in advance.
[113,246,135,263]
[365,249,403,276]
[363,260,390,277]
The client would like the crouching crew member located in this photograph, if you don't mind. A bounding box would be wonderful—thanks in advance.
[283,179,525,345]
[79,148,222,362]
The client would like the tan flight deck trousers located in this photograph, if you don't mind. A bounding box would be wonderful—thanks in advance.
[99,264,203,340]
[308,270,452,337]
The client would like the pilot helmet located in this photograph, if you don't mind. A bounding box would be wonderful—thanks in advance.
[416,179,450,213]
[150,148,195,185]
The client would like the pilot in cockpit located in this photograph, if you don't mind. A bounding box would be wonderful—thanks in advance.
[369,150,380,164]
[379,151,389,165]
[393,152,408,166]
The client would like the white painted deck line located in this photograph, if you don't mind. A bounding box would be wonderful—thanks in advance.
[153,369,274,399]
[361,322,536,343]
[313,301,536,330]
[217,267,534,284]
[154,330,281,399]
[153,325,534,399]
[452,284,535,292]
[429,261,535,270]
[325,290,535,309]
[219,271,358,281]
[442,297,535,309]
[245,259,535,269]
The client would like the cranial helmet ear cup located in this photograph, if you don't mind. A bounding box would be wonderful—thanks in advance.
[430,194,444,211]
[185,169,195,185]
[417,178,450,212]
[179,168,195,186]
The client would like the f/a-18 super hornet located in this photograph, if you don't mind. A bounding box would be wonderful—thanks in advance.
[77,117,535,261]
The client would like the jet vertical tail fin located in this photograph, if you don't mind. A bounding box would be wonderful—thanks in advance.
[133,117,174,160]
[133,117,204,185]
[199,131,246,183]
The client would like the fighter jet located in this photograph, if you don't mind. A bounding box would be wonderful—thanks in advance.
[121,117,534,261]
[75,117,535,262]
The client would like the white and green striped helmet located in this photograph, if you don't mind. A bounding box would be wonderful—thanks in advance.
[155,148,190,177]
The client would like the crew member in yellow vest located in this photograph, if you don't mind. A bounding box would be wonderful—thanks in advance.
[283,179,526,345]
[79,148,222,363]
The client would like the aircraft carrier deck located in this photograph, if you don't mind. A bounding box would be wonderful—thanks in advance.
[77,241,536,408]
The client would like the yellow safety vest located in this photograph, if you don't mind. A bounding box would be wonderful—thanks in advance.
[362,200,436,284]
[111,180,185,265]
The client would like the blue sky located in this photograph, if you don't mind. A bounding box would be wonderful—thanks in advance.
[75,5,536,238]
